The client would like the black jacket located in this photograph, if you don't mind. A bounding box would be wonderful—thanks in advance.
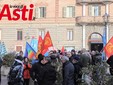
[62,61,74,85]
[30,62,44,81]
[40,63,56,85]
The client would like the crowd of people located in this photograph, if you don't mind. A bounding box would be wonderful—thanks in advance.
[6,49,113,85]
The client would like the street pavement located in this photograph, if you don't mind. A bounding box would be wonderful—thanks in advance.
[1,75,34,85]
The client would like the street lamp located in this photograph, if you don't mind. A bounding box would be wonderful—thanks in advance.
[102,13,109,60]
[103,13,109,43]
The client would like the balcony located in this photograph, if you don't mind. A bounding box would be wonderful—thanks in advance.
[76,16,113,25]
[76,0,113,5]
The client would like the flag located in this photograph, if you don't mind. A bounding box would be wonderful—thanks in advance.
[24,42,36,59]
[102,28,107,60]
[61,46,64,53]
[104,36,113,58]
[103,28,107,47]
[42,31,53,55]
[36,36,43,58]
[30,37,38,52]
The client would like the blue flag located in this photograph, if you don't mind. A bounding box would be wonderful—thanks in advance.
[102,28,106,47]
[30,38,38,52]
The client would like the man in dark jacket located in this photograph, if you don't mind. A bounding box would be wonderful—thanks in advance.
[39,56,56,85]
[61,56,74,85]
[30,54,44,85]
[107,55,113,75]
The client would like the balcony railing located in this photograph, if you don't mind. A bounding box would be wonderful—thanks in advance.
[76,0,113,4]
[76,16,113,24]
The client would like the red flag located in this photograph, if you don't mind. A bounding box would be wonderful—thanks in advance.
[42,31,53,55]
[36,36,43,58]
[104,36,113,58]
[61,46,64,53]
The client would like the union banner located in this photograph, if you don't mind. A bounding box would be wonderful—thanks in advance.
[104,36,113,58]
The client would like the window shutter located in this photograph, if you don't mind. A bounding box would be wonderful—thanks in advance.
[63,7,66,18]
[44,7,46,18]
[35,7,38,18]
[72,6,75,17]
[88,5,92,16]
[99,5,101,16]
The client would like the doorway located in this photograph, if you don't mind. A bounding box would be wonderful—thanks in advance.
[89,32,103,52]
[91,43,103,52]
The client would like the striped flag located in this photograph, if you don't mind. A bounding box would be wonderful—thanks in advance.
[24,42,36,59]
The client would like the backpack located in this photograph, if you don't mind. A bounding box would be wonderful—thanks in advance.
[8,64,22,84]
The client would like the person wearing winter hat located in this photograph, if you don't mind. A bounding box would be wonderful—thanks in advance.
[61,56,75,85]
[72,55,82,85]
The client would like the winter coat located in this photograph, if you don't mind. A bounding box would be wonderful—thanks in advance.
[62,61,74,85]
[23,63,31,79]
[8,59,24,85]
[30,62,44,81]
[39,63,56,85]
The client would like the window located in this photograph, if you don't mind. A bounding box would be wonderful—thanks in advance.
[15,45,22,52]
[89,5,101,16]
[39,29,45,39]
[38,7,46,18]
[67,29,73,40]
[0,30,1,40]
[63,6,75,18]
[17,30,22,40]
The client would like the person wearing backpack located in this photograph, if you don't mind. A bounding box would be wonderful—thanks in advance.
[8,55,24,85]
[23,57,31,85]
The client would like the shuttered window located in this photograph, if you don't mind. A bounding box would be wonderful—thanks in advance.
[63,6,75,18]
[39,7,46,18]
[88,5,101,16]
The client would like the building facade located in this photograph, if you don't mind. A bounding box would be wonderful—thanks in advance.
[0,0,113,52]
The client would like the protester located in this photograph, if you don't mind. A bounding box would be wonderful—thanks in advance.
[30,54,44,85]
[51,54,63,85]
[72,56,82,85]
[39,56,57,85]
[66,51,73,63]
[61,56,74,85]
[71,49,76,57]
[19,51,24,57]
[0,56,3,84]
[23,57,31,85]
[80,49,92,67]
[8,55,24,85]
